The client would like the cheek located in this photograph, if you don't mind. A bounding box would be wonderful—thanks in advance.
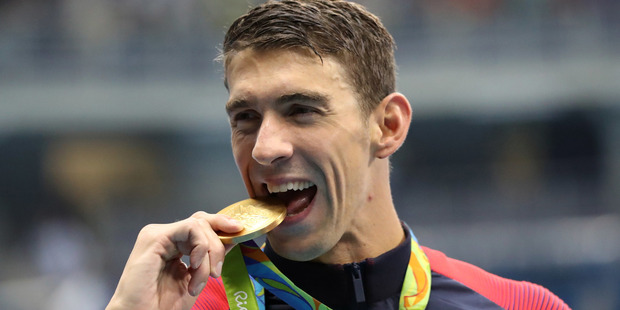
[232,140,259,197]
[232,138,254,172]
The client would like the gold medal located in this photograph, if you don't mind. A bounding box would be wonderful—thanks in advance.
[216,197,286,244]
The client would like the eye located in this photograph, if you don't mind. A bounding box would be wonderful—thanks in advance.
[233,111,259,121]
[230,110,261,129]
[288,105,319,117]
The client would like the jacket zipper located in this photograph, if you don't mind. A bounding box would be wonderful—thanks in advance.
[351,262,367,308]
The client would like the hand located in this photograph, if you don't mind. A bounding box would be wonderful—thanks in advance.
[106,212,243,310]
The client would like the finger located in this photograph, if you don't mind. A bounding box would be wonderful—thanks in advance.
[165,255,205,297]
[166,218,212,296]
[188,261,210,296]
[128,219,219,298]
[166,218,208,259]
[161,219,210,275]
[203,225,226,278]
[192,211,244,233]
[190,212,238,277]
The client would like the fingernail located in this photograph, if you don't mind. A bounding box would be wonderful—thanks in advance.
[215,261,223,277]
[193,281,206,296]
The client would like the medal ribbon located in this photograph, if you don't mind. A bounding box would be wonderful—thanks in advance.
[221,245,262,310]
[222,229,431,310]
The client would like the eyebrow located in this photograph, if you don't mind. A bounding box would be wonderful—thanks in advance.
[226,91,330,116]
[276,92,330,107]
[225,97,249,116]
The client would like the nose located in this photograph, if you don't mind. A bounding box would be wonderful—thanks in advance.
[252,114,293,165]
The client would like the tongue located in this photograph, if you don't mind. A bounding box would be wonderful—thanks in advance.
[276,185,317,215]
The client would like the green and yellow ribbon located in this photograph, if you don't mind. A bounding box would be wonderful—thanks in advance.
[222,229,430,310]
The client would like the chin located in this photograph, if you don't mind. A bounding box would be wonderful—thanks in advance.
[268,235,326,262]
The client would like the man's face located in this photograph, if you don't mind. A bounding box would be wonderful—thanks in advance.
[225,49,376,261]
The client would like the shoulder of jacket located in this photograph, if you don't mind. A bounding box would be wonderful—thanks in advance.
[421,246,571,310]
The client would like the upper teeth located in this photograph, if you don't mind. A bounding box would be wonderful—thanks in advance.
[267,181,314,194]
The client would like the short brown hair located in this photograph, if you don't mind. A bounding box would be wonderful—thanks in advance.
[221,0,396,116]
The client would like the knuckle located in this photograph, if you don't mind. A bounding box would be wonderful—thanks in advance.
[186,218,202,231]
[191,211,210,219]
[187,218,213,240]
[138,224,161,240]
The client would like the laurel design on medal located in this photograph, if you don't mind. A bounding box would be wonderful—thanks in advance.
[217,198,286,244]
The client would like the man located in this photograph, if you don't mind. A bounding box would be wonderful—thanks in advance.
[106,1,570,309]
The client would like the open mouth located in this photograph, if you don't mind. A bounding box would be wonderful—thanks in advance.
[267,181,317,217]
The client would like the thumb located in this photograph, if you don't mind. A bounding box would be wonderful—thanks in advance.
[210,214,245,233]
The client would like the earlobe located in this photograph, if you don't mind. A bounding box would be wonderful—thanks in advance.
[373,93,412,159]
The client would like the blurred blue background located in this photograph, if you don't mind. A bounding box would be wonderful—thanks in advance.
[1,0,619,309]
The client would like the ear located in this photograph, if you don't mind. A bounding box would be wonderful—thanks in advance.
[371,92,412,159]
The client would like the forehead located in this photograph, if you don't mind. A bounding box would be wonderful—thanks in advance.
[225,48,353,104]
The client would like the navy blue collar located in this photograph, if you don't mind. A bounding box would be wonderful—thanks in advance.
[264,227,411,309]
